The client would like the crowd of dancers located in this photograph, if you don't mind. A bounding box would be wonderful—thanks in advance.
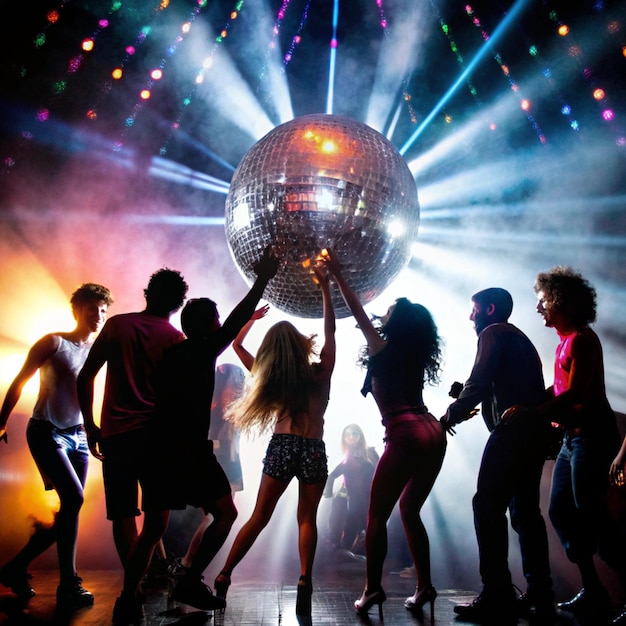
[1,248,625,626]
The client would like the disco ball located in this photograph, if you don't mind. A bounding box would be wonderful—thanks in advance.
[224,114,419,318]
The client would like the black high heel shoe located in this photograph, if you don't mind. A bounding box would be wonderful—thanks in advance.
[296,575,313,616]
[214,571,231,613]
[354,588,386,619]
[404,585,437,620]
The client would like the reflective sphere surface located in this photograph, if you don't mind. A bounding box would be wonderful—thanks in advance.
[225,114,419,318]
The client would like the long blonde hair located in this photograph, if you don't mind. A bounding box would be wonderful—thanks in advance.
[226,321,319,434]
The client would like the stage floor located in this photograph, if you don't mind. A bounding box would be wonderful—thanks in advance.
[0,565,592,626]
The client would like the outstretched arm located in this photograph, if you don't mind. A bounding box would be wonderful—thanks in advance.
[0,334,59,444]
[313,262,336,375]
[320,249,385,356]
[218,247,279,351]
[232,305,269,372]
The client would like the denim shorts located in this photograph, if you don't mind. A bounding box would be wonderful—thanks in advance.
[26,419,89,491]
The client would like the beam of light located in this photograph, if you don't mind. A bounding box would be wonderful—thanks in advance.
[243,0,294,124]
[160,129,236,174]
[191,28,276,141]
[148,156,231,193]
[366,0,429,134]
[421,195,626,222]
[325,0,340,114]
[399,0,531,156]
[0,209,226,227]
[418,225,626,249]
[405,93,515,178]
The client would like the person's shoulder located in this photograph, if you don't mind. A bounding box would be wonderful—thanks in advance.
[570,326,601,350]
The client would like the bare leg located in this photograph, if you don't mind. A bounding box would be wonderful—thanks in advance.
[181,514,211,568]
[186,495,237,577]
[112,517,139,569]
[297,481,325,578]
[220,474,290,576]
[121,511,169,598]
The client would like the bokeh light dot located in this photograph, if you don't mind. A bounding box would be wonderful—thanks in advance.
[112,68,123,79]
[602,109,614,121]
[593,88,605,100]
[140,89,151,100]
[558,24,570,36]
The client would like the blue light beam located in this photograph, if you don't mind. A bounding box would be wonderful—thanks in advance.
[399,0,531,156]
[326,0,340,114]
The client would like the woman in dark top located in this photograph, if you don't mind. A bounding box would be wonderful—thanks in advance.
[324,423,379,553]
[321,250,446,620]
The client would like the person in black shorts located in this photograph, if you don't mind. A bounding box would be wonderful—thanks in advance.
[214,260,336,617]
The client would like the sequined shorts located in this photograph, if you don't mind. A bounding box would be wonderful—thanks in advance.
[262,433,328,484]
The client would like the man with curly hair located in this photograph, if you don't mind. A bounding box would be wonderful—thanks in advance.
[532,266,623,622]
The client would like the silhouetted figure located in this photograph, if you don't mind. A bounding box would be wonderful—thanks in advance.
[0,283,113,609]
[165,362,247,574]
[215,261,335,618]
[324,423,378,556]
[321,249,446,621]
[210,362,246,494]
[441,287,554,623]
[77,268,188,625]
[132,250,279,618]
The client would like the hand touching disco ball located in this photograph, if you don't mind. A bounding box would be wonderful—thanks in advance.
[225,114,419,318]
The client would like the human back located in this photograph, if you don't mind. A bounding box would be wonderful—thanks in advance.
[227,320,334,440]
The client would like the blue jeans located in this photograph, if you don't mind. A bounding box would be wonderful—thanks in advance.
[26,419,89,583]
[473,415,552,596]
[549,434,616,566]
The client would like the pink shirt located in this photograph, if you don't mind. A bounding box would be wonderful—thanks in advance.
[553,331,575,397]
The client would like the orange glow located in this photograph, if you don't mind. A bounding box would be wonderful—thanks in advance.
[558,24,569,36]
[521,99,530,111]
[150,69,163,80]
[47,10,60,24]
[140,89,151,100]
[82,39,95,52]
[112,68,123,79]
[593,88,606,101]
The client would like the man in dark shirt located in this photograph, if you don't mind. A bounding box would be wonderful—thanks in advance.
[441,288,553,623]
